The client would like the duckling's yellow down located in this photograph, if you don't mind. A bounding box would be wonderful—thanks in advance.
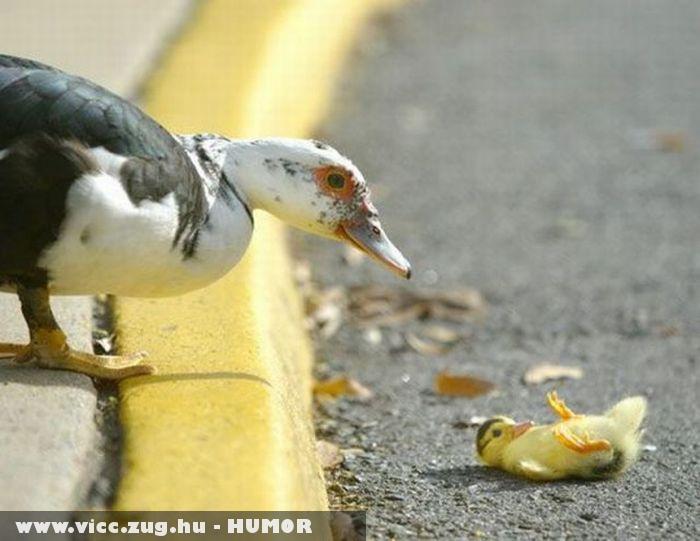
[476,393,647,481]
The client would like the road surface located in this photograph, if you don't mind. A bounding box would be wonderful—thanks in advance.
[296,0,700,538]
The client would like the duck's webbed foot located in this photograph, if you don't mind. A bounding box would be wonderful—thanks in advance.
[553,425,612,454]
[547,390,583,421]
[0,285,154,380]
[0,343,31,360]
[1,329,153,380]
[42,347,152,379]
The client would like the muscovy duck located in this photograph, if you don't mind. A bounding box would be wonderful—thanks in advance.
[0,55,410,379]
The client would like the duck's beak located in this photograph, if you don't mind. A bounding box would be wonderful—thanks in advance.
[337,214,411,279]
[512,421,534,439]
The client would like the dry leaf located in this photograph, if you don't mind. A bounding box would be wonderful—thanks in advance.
[317,440,344,469]
[523,363,583,385]
[430,289,485,312]
[435,371,495,397]
[358,303,428,327]
[656,132,686,153]
[422,325,461,343]
[305,286,346,338]
[313,376,373,400]
[314,304,343,338]
[655,325,680,338]
[406,325,461,356]
[349,285,486,328]
[406,332,448,356]
[628,129,687,153]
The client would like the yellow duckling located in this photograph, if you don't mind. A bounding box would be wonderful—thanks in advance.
[476,391,647,481]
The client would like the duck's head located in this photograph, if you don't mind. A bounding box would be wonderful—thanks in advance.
[476,416,534,467]
[228,138,411,278]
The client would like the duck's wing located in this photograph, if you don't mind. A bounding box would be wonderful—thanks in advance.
[0,54,178,164]
[0,54,206,250]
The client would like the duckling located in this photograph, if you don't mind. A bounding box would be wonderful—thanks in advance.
[475,391,647,481]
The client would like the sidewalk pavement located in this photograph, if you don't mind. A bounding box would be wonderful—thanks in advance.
[0,0,191,510]
[298,0,700,537]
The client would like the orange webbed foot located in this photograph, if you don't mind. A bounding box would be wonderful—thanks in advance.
[553,425,612,454]
[547,390,583,421]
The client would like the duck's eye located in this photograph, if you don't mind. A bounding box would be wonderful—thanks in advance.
[326,172,346,190]
[492,429,502,437]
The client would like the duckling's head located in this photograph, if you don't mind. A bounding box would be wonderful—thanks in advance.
[476,417,533,467]
[227,138,411,278]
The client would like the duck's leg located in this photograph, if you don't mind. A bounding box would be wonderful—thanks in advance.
[0,285,154,380]
[553,425,611,454]
[546,390,582,421]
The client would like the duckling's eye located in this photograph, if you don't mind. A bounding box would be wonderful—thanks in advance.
[492,429,502,438]
[326,172,346,190]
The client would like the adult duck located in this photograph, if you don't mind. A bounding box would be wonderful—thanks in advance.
[0,54,410,379]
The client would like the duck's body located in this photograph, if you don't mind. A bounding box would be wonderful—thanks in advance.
[0,55,410,378]
[477,392,647,481]
[13,136,253,298]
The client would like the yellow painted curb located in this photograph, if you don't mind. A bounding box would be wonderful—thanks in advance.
[113,0,399,511]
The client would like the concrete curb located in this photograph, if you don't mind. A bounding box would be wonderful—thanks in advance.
[113,0,399,510]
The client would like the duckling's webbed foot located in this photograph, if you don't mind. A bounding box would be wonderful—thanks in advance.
[547,391,583,421]
[2,285,155,380]
[553,425,611,454]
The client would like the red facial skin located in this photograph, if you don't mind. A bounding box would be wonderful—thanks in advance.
[314,166,355,201]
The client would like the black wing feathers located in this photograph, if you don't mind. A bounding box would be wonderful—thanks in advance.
[0,54,206,263]
[0,135,97,285]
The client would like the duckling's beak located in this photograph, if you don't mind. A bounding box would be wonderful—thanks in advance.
[337,214,411,279]
[512,421,534,439]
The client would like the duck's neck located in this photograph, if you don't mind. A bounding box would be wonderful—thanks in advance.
[181,134,283,213]
[218,139,290,216]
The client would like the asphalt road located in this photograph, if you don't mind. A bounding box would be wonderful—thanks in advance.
[295,0,700,538]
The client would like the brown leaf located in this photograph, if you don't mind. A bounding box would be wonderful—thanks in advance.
[317,440,344,469]
[429,288,486,312]
[628,129,687,153]
[435,371,495,397]
[361,304,429,327]
[655,324,681,338]
[656,132,686,153]
[313,376,373,400]
[348,285,486,328]
[523,363,583,385]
